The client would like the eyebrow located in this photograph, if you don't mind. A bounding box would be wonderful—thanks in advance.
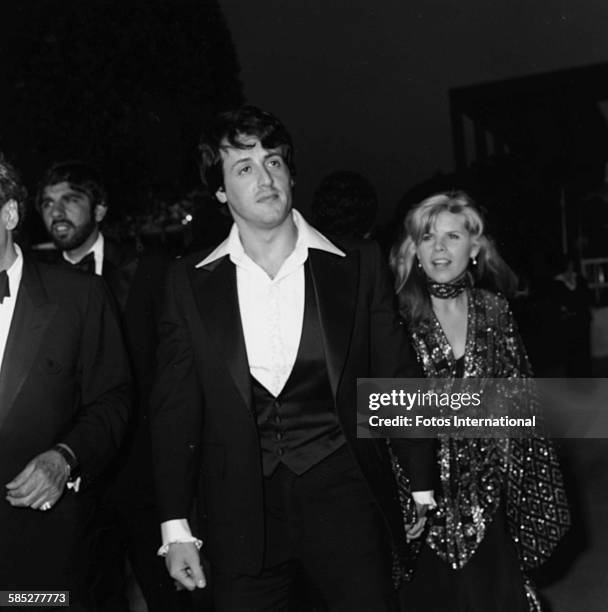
[421,227,463,235]
[228,155,252,171]
[228,150,284,172]
[41,189,85,202]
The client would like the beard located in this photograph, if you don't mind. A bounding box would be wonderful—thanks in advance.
[49,216,98,252]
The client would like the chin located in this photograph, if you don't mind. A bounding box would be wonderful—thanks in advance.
[428,270,465,284]
[53,235,85,251]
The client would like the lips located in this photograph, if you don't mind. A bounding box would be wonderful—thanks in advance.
[256,191,279,203]
[431,258,451,266]
[51,221,74,234]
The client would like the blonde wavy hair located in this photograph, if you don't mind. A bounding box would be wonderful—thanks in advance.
[389,191,517,324]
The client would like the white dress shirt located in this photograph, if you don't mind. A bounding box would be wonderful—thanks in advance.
[63,232,104,275]
[199,208,344,396]
[0,245,24,372]
[159,210,345,553]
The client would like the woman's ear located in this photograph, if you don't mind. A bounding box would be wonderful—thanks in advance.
[470,238,481,260]
[409,241,421,266]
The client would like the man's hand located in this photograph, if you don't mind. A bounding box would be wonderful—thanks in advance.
[405,500,432,541]
[166,542,206,591]
[5,449,69,510]
[405,493,437,542]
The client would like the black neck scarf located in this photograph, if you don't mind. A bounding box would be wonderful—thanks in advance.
[426,272,469,299]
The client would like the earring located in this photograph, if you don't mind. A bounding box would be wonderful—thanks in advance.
[471,256,477,266]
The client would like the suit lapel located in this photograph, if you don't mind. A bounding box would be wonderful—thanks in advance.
[190,256,252,413]
[102,241,137,311]
[0,259,56,429]
[308,249,359,400]
[187,248,358,410]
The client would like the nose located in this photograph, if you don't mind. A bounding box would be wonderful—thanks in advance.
[49,201,66,218]
[432,237,446,252]
[258,165,274,187]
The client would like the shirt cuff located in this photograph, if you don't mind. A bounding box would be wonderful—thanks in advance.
[158,519,203,557]
[411,490,436,508]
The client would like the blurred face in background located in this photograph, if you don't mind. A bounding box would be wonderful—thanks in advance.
[416,211,479,284]
[40,181,106,251]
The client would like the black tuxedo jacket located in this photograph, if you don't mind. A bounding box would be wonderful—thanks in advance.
[0,257,130,586]
[101,241,169,503]
[151,238,433,574]
[42,239,166,397]
[39,240,168,504]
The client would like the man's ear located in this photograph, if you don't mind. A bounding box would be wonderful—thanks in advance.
[215,187,227,204]
[2,200,19,231]
[94,202,108,223]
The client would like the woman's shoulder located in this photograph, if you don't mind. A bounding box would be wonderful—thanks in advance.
[472,287,512,318]
[400,309,434,340]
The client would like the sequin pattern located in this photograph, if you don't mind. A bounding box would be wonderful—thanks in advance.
[409,289,570,573]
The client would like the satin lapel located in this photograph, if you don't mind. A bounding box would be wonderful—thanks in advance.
[189,257,252,412]
[309,249,359,400]
[0,259,56,429]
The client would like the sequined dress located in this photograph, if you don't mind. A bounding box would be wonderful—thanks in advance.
[401,289,570,611]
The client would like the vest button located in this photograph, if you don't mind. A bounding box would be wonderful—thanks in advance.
[275,431,284,441]
[277,447,284,456]
[274,414,281,425]
[273,399,281,409]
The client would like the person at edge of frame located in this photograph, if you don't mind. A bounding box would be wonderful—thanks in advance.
[0,155,130,610]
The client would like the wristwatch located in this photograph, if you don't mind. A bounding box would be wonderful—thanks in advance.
[53,443,80,484]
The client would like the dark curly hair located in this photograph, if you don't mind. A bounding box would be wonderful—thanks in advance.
[198,105,296,196]
[35,161,107,212]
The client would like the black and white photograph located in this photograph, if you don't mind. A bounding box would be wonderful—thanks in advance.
[1,1,607,610]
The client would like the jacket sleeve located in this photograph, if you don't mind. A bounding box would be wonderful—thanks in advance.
[149,262,203,522]
[365,241,435,491]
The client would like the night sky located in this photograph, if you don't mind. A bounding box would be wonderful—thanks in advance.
[220,0,608,222]
[1,1,608,226]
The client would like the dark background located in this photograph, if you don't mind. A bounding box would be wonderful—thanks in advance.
[1,3,607,609]
[219,0,608,220]
[1,1,608,270]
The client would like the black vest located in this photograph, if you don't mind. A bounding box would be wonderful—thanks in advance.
[252,264,345,476]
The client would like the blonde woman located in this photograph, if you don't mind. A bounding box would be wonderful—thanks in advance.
[391,191,569,611]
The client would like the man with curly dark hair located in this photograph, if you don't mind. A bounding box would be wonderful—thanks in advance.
[151,106,434,610]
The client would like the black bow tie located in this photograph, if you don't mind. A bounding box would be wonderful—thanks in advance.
[69,251,96,275]
[0,270,10,304]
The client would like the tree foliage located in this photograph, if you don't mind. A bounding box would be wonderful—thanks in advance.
[3,0,243,211]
